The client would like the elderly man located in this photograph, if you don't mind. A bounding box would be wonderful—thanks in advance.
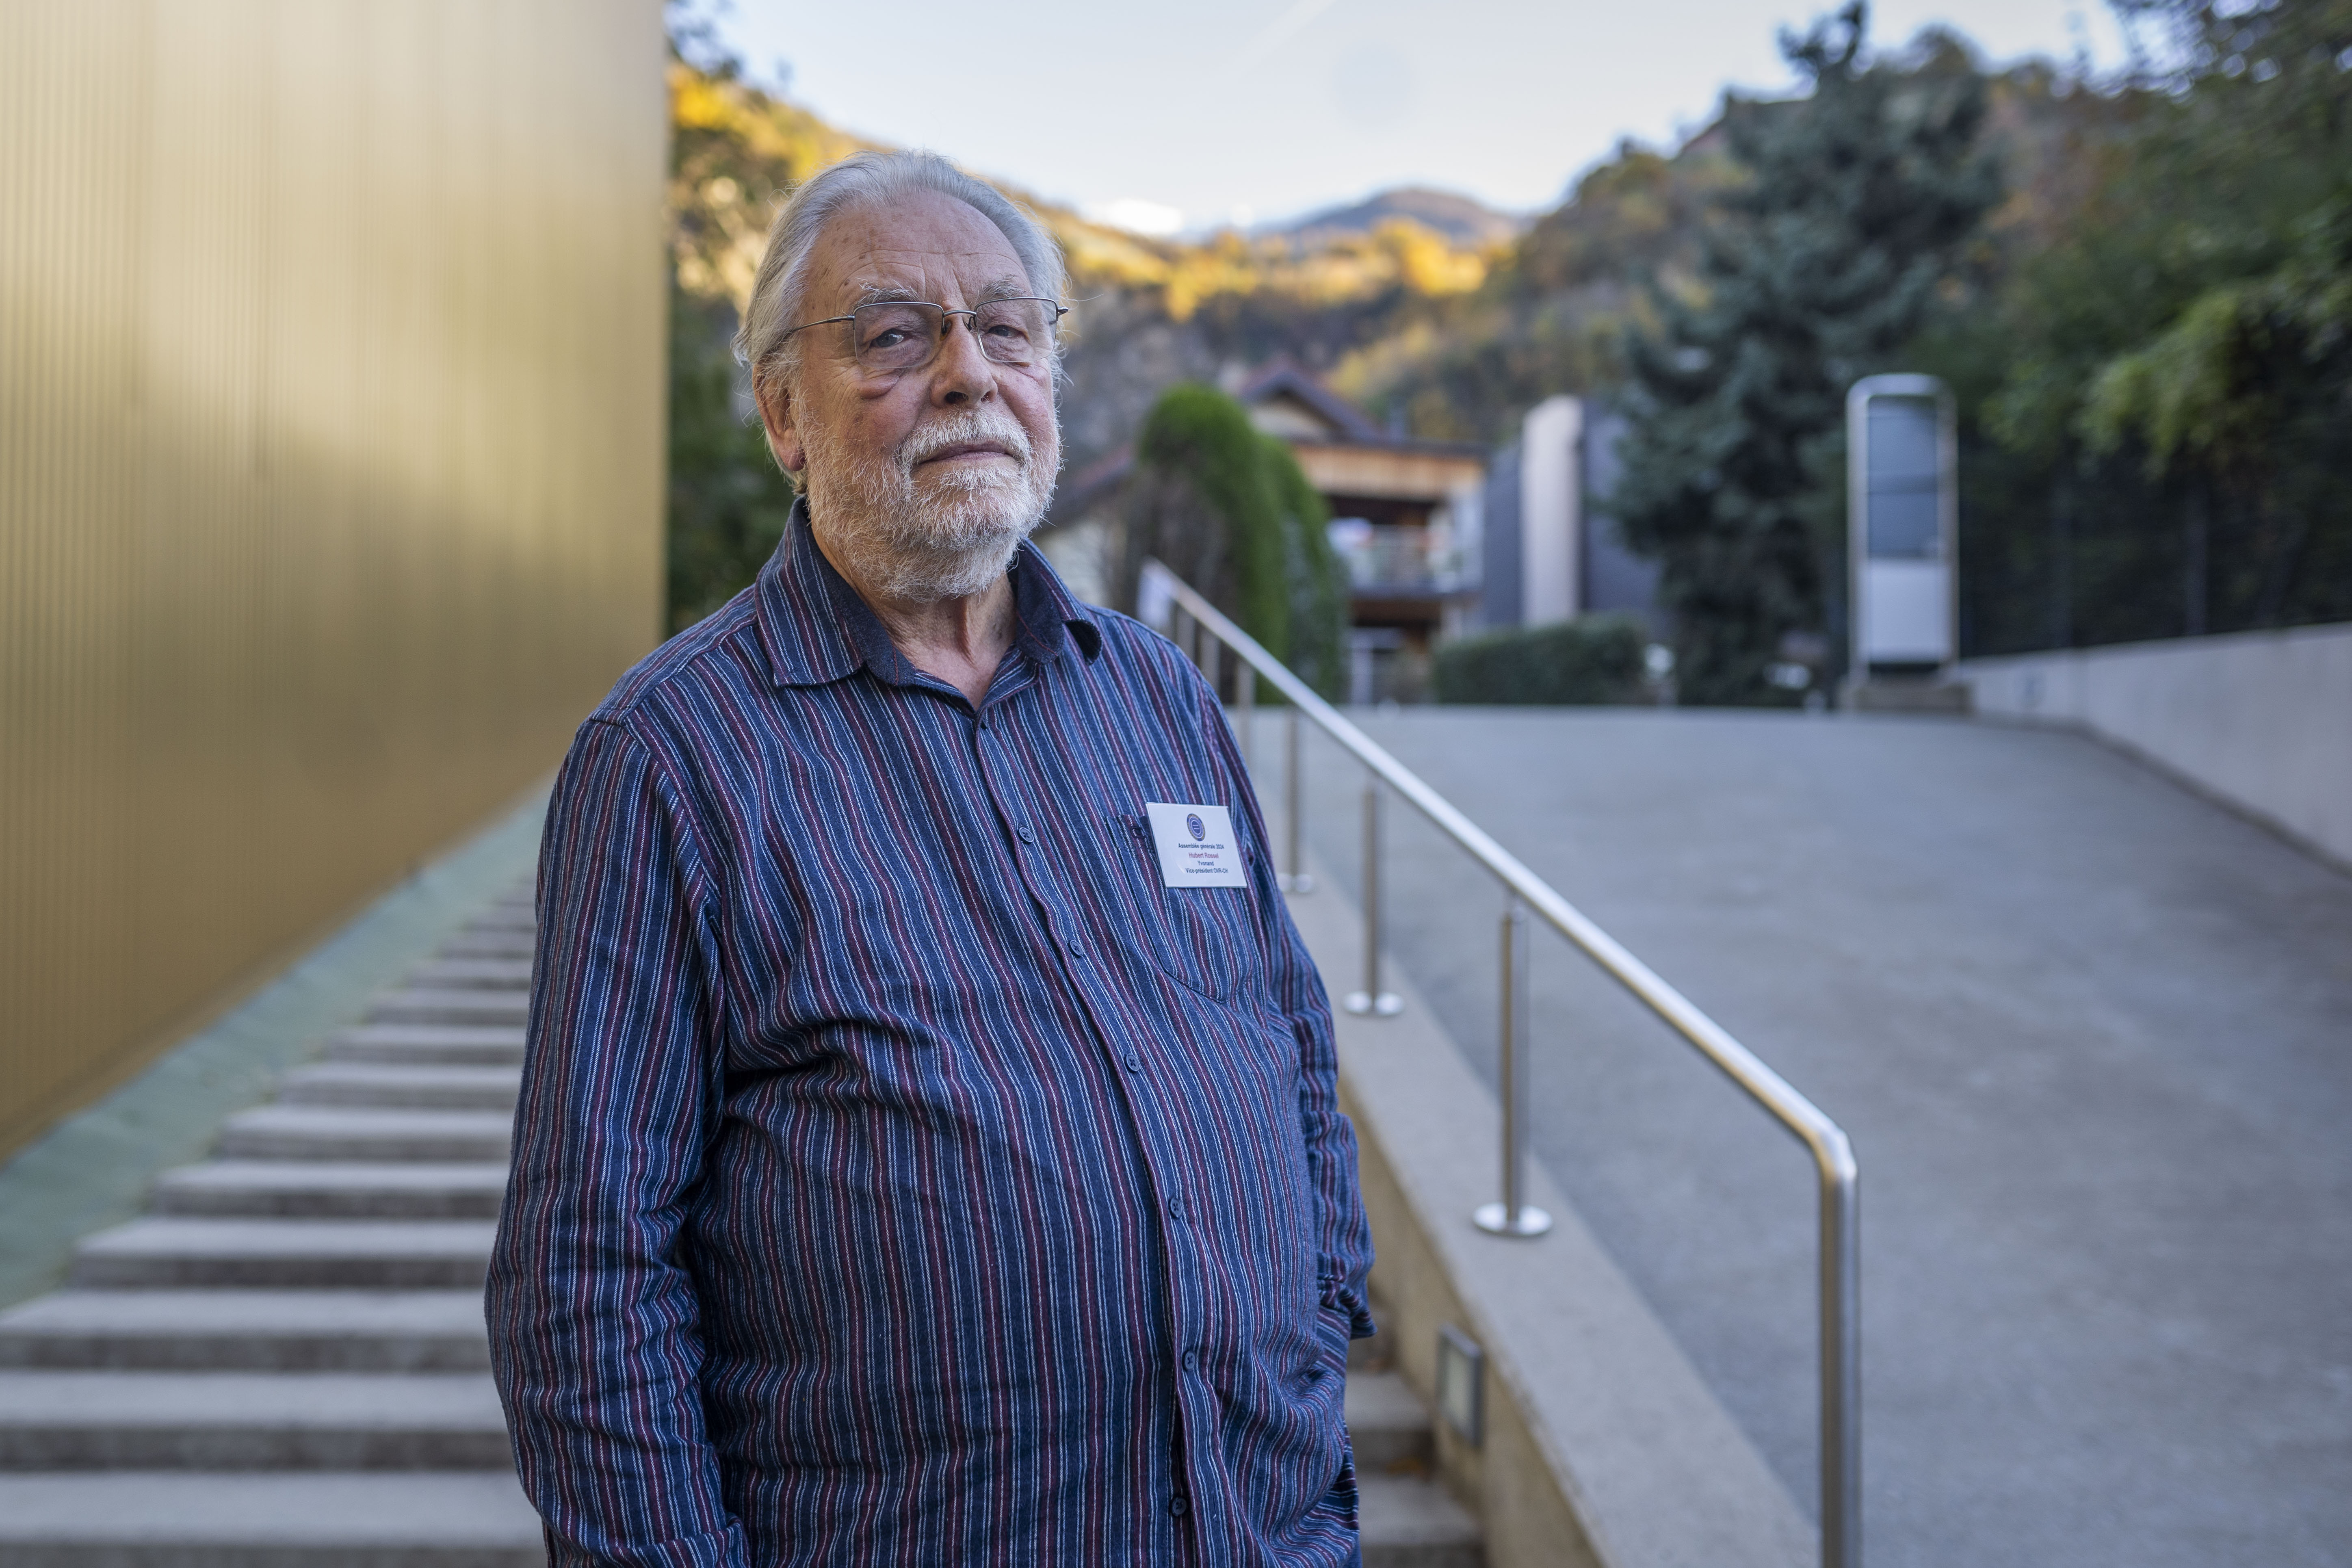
[487,149,1375,1567]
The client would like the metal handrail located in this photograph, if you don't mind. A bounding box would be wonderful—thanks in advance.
[1141,558,1861,1568]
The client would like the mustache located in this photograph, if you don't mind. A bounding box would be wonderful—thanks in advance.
[894,408,1034,472]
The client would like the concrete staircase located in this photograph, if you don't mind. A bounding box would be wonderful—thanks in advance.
[0,891,544,1566]
[0,886,1481,1566]
[1349,1341,1486,1568]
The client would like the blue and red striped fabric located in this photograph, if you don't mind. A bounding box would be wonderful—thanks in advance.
[488,504,1375,1567]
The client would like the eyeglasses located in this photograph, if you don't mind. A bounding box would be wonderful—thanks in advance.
[780,297,1070,375]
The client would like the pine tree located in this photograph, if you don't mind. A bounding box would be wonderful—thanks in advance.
[1613,2,1999,704]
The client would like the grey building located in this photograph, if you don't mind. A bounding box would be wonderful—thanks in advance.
[1477,396,1663,638]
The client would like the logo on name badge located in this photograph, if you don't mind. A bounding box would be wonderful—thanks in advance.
[1187,813,1206,842]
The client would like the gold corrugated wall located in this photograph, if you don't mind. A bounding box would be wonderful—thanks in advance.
[0,0,667,1157]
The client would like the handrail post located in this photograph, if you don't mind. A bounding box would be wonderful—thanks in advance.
[1474,899,1552,1238]
[1280,706,1313,894]
[1819,1140,1861,1568]
[1342,777,1401,1017]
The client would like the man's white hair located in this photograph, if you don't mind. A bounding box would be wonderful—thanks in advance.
[736,150,1068,395]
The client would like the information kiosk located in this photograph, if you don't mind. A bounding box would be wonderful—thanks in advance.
[1846,374,1958,682]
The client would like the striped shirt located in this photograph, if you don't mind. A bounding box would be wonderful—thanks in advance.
[488,503,1375,1567]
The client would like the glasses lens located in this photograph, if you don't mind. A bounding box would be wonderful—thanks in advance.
[851,303,942,372]
[972,299,1056,366]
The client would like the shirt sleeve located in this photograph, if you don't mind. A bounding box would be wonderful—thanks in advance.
[1200,685,1379,1341]
[487,717,750,1568]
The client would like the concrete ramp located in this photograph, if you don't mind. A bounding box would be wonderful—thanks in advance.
[1283,708,2352,1568]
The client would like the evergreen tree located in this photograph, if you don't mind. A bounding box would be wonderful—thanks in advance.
[1115,384,1349,699]
[1613,2,1999,704]
[1260,433,1349,700]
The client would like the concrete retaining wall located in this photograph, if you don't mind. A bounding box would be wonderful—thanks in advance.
[1959,622,2352,870]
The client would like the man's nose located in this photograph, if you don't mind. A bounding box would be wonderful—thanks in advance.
[930,312,994,405]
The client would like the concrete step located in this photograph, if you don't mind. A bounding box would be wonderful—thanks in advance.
[365,991,528,1029]
[405,959,533,992]
[0,1471,543,1567]
[153,1162,509,1219]
[435,929,536,962]
[326,1026,524,1069]
[1845,676,1971,715]
[1358,1471,1484,1568]
[1347,1371,1436,1470]
[0,1370,511,1470]
[0,1291,490,1372]
[69,1219,495,1290]
[461,908,535,935]
[217,1107,511,1163]
[278,1064,521,1113]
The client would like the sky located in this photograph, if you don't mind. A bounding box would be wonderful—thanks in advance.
[690,0,2135,236]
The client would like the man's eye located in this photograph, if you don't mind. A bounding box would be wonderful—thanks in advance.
[867,327,910,349]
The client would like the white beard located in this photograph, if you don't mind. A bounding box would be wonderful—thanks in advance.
[799,402,1059,603]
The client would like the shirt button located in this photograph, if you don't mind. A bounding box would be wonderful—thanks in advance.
[1167,1494,1191,1519]
[1181,1348,1197,1369]
[1170,1198,1186,1220]
[1124,1054,1143,1073]
[1016,826,1035,845]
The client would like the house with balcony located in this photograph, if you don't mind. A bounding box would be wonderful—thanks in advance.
[1238,363,1490,701]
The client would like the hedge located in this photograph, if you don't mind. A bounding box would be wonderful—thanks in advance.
[1432,614,1650,705]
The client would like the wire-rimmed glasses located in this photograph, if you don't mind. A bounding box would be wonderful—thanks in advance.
[781,297,1068,375]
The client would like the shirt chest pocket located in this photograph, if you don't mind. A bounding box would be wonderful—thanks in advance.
[1112,812,1265,1002]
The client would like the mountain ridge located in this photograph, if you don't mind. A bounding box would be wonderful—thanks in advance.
[1260,185,1525,248]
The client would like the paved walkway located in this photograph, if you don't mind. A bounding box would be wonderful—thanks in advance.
[1265,708,2352,1568]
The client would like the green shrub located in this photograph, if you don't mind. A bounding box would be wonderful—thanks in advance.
[667,288,796,633]
[1433,615,1649,706]
[1259,434,1346,700]
[1119,383,1348,700]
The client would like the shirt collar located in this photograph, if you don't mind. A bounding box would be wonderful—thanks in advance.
[754,497,1102,691]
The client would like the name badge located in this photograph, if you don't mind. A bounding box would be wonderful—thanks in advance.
[1144,802,1247,888]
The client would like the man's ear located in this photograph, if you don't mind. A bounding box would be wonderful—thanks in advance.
[754,368,807,476]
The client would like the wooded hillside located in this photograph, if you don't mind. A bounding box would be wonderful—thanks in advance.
[666,1,2351,675]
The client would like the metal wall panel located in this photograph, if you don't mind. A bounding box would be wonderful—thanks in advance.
[0,0,667,1156]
